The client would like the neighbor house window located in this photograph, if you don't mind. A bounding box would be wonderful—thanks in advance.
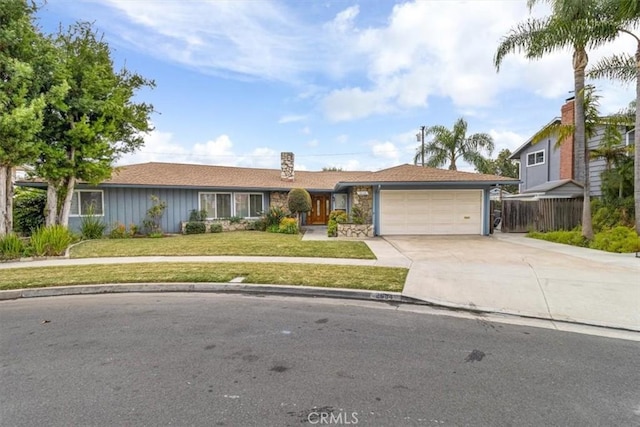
[234,193,263,218]
[70,190,104,216]
[526,150,545,166]
[199,193,232,219]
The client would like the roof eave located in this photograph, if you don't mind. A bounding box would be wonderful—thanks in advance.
[335,179,521,190]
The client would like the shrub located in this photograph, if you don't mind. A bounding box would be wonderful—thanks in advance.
[185,221,206,234]
[247,218,267,231]
[210,223,223,233]
[590,226,640,253]
[29,225,73,257]
[327,210,348,237]
[109,222,134,239]
[265,206,287,229]
[0,233,25,260]
[143,195,167,235]
[80,206,106,240]
[267,224,280,233]
[287,188,311,219]
[350,205,366,224]
[189,209,208,222]
[527,229,589,248]
[278,217,299,234]
[229,216,243,224]
[13,188,46,235]
[591,198,634,232]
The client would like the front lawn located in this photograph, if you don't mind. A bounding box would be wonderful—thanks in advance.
[0,263,407,292]
[70,232,375,259]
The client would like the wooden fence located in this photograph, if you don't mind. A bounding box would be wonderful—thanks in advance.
[499,198,583,233]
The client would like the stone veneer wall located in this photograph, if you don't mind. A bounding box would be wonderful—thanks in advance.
[280,152,295,181]
[337,223,373,238]
[350,185,373,223]
[181,220,252,233]
[269,191,289,211]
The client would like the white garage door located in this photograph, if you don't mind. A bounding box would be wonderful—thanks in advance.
[379,190,483,235]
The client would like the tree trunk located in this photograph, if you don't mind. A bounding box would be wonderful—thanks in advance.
[573,48,593,239]
[635,46,640,235]
[0,165,10,236]
[45,182,58,226]
[58,176,76,227]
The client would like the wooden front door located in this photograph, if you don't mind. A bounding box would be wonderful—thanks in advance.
[308,194,330,225]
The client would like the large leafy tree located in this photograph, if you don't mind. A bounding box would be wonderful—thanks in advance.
[36,22,155,227]
[587,0,640,234]
[0,0,57,235]
[413,117,494,171]
[494,0,619,239]
[475,149,519,193]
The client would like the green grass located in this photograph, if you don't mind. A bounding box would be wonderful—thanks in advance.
[70,232,375,259]
[0,263,407,292]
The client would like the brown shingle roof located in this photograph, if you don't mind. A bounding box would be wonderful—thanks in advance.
[104,162,371,191]
[20,162,519,189]
[337,164,519,184]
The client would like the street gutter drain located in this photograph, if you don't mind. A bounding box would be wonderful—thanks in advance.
[230,277,246,283]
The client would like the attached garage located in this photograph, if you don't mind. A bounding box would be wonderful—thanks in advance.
[379,189,483,235]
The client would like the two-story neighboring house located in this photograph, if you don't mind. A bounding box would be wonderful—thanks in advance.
[509,97,635,199]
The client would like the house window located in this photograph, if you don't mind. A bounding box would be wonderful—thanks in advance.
[234,193,263,218]
[70,190,104,216]
[199,193,232,219]
[526,150,545,166]
[200,192,262,219]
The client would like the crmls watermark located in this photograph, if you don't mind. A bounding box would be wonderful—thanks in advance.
[307,411,359,425]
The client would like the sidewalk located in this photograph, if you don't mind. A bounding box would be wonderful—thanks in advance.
[1,233,637,333]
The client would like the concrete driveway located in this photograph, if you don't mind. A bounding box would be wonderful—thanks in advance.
[387,234,640,331]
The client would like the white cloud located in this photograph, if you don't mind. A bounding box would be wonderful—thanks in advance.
[278,114,307,124]
[307,139,319,147]
[118,129,281,168]
[335,134,349,144]
[97,0,312,81]
[489,129,527,154]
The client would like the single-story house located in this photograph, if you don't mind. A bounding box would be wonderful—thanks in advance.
[18,152,518,236]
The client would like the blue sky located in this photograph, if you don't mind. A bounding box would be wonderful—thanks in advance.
[37,0,634,172]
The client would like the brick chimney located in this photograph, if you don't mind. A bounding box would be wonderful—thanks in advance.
[280,152,294,181]
[559,97,574,180]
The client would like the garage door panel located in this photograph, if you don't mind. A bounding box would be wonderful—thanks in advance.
[380,190,482,235]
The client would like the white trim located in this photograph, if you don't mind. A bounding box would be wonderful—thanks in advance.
[233,192,264,218]
[526,149,545,167]
[69,190,105,217]
[198,191,264,219]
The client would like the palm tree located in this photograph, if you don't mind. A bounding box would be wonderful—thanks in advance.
[413,117,494,171]
[587,0,640,234]
[494,0,619,239]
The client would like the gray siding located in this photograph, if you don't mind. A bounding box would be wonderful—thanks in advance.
[546,182,584,197]
[69,187,270,234]
[588,125,629,197]
[518,137,560,192]
[517,124,629,197]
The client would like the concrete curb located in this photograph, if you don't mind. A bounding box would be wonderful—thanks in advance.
[0,283,426,305]
[2,283,638,334]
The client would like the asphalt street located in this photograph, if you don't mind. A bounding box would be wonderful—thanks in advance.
[1,293,639,426]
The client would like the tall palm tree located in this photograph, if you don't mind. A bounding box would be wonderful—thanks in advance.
[587,0,640,234]
[413,117,494,171]
[494,0,619,239]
